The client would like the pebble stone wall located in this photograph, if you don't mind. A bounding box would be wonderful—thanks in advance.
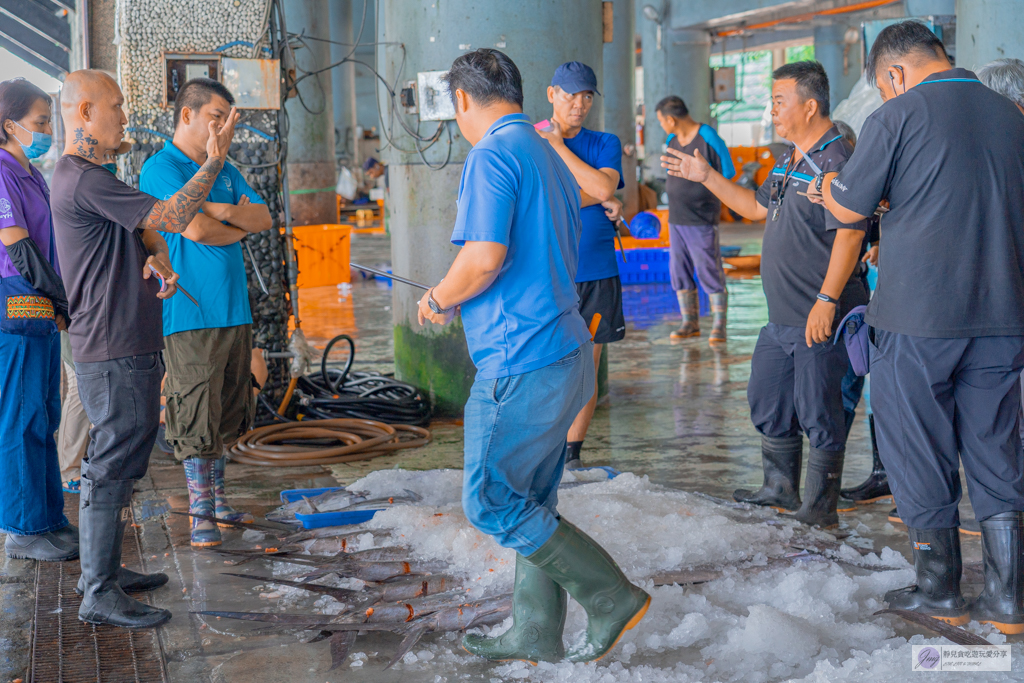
[115,0,292,403]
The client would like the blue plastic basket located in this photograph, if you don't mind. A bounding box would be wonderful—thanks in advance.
[279,468,621,529]
[720,245,742,258]
[617,247,671,284]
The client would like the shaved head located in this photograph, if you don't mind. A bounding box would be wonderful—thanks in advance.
[61,69,127,163]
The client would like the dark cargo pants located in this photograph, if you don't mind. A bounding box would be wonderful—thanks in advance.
[163,324,255,461]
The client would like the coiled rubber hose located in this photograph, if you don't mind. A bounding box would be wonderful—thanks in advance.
[234,335,432,466]
[256,334,431,427]
[228,418,431,467]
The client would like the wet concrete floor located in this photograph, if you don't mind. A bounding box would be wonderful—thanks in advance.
[0,224,993,682]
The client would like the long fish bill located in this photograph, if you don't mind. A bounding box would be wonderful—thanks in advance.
[220,573,360,602]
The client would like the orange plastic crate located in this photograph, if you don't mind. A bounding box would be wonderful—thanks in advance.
[286,224,351,288]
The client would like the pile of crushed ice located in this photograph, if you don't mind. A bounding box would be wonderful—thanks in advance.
[300,469,1024,680]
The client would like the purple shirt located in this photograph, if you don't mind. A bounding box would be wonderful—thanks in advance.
[0,148,57,277]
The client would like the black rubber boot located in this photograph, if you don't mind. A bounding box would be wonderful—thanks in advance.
[793,447,845,528]
[527,519,650,662]
[884,527,968,625]
[78,479,172,629]
[840,415,892,503]
[970,511,1024,634]
[733,435,802,511]
[75,566,169,596]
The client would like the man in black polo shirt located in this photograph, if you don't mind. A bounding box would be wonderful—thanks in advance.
[820,21,1024,633]
[662,61,867,529]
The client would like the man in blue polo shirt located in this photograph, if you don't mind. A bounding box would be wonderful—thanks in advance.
[139,78,272,548]
[419,49,648,665]
[537,61,625,469]
[820,21,1024,633]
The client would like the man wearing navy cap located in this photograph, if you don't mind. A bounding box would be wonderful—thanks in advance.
[537,61,625,470]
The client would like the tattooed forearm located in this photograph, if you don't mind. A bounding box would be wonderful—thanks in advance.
[141,156,225,234]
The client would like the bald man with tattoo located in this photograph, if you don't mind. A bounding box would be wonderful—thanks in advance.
[50,70,238,629]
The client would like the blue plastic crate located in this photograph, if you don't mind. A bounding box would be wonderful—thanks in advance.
[617,247,671,284]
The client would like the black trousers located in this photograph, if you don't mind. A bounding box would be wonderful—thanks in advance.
[870,330,1024,529]
[747,323,849,451]
[75,353,163,484]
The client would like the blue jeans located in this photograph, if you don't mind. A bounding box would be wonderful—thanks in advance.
[76,353,164,484]
[462,343,594,556]
[0,330,66,535]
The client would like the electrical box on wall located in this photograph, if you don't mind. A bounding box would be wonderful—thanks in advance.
[222,58,281,109]
[416,70,455,121]
[712,66,737,102]
[163,52,221,107]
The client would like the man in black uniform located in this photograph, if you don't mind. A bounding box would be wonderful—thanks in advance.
[820,21,1024,633]
[662,61,867,528]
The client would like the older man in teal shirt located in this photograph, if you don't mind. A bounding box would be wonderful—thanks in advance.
[139,78,272,547]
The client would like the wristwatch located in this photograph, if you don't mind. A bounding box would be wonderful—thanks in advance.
[427,289,451,314]
[816,292,838,304]
[814,173,825,192]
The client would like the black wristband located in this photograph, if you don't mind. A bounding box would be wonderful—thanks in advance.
[816,292,838,304]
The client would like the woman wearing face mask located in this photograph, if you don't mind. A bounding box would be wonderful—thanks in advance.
[0,78,77,561]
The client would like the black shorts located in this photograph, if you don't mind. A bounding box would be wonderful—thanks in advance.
[576,275,625,344]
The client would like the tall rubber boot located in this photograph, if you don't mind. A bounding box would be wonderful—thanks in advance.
[840,415,892,503]
[709,292,727,345]
[78,478,172,629]
[970,511,1024,634]
[184,458,221,547]
[884,527,968,625]
[213,456,254,526]
[527,519,650,663]
[671,289,700,339]
[733,435,802,511]
[463,553,567,662]
[793,447,845,528]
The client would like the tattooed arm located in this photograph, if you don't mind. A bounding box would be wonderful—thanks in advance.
[137,107,240,234]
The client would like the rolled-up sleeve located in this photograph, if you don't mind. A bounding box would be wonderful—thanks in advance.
[451,148,517,246]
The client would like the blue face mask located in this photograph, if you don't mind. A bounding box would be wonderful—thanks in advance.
[13,121,51,160]
[102,163,117,174]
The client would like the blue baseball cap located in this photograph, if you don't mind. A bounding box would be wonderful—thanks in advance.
[551,61,601,96]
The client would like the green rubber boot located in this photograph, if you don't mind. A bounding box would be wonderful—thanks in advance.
[527,519,651,663]
[462,553,567,662]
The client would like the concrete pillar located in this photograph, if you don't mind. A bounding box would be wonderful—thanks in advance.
[330,0,358,165]
[380,0,604,415]
[955,0,1024,72]
[284,0,337,226]
[603,0,638,216]
[640,18,710,179]
[814,22,862,112]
